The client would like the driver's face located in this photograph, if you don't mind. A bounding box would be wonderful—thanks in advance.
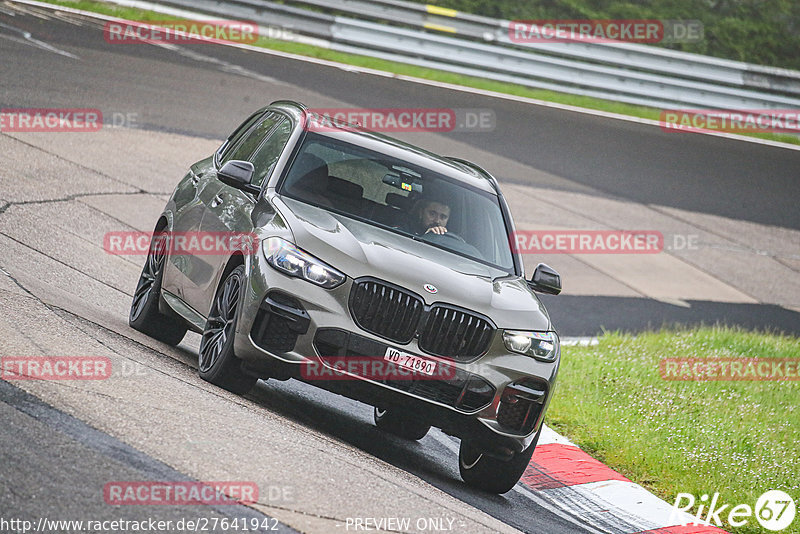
[419,202,450,229]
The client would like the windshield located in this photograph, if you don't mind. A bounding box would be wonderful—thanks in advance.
[279,133,515,272]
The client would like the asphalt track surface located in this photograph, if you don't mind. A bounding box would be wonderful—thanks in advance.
[3,3,799,335]
[0,3,799,534]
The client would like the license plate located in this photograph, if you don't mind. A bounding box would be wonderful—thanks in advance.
[384,347,437,376]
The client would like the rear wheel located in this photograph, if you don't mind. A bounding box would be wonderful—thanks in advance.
[198,265,257,395]
[373,407,430,440]
[458,425,542,494]
[129,231,187,345]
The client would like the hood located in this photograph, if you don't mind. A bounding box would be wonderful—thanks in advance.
[274,198,551,331]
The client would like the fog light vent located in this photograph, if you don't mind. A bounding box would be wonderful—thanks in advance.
[497,381,547,434]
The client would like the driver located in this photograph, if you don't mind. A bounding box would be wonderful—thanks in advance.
[403,197,450,236]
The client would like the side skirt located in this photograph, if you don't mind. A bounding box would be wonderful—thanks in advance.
[160,291,207,333]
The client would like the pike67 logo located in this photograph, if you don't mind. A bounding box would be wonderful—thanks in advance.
[671,489,796,531]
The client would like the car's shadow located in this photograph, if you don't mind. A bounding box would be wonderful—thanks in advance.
[173,336,473,492]
[237,377,585,534]
[245,377,460,484]
[170,337,586,533]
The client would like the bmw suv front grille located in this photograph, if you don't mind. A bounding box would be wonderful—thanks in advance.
[418,305,494,359]
[349,279,423,344]
[348,279,494,361]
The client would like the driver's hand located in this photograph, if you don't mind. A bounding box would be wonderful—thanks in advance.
[425,226,448,235]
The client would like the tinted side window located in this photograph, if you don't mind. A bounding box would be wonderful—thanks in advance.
[250,119,292,188]
[222,112,281,164]
[218,112,263,162]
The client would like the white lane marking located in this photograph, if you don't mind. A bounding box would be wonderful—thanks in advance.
[532,484,658,534]
[536,480,712,533]
[513,484,610,534]
[560,480,709,529]
[6,1,289,85]
[148,42,287,85]
[12,0,800,152]
[652,296,692,308]
[0,20,79,59]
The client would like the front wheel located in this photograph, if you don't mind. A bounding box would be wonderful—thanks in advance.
[459,426,541,494]
[373,407,430,440]
[198,265,257,395]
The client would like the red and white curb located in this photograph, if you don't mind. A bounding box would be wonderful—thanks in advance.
[515,426,729,534]
[431,424,727,533]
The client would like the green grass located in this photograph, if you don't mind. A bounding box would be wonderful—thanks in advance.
[41,0,800,146]
[549,327,800,534]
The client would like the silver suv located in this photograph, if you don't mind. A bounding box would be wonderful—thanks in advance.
[129,100,562,494]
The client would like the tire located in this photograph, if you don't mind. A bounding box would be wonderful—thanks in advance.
[129,230,187,346]
[373,407,430,440]
[458,425,542,494]
[198,265,257,395]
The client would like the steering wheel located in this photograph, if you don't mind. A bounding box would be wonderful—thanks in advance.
[437,231,466,244]
[422,230,465,243]
[421,230,483,259]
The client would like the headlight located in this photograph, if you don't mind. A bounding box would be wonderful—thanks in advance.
[503,330,559,362]
[263,237,346,289]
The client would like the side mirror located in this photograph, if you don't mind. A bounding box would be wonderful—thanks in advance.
[218,160,260,195]
[528,263,561,295]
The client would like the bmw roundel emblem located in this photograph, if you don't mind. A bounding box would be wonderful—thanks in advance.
[424,283,438,294]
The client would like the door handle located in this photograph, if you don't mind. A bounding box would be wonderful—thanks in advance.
[210,194,223,208]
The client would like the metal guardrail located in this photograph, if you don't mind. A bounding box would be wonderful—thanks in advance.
[131,0,800,110]
[292,0,800,95]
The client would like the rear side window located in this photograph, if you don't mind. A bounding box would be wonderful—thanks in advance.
[218,112,263,162]
[222,112,281,164]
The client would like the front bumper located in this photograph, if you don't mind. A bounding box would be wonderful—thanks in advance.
[232,258,559,453]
